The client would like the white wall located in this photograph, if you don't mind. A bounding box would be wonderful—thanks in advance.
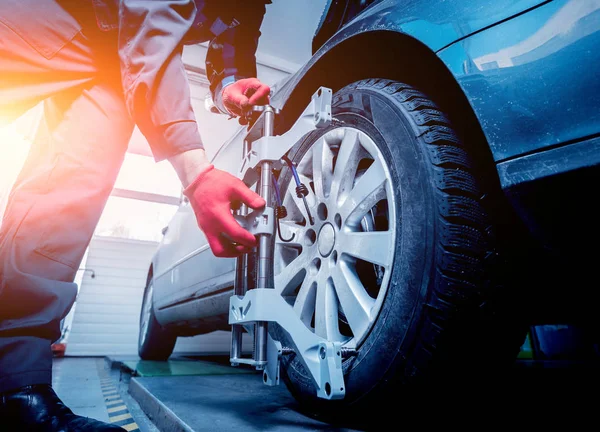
[65,236,158,356]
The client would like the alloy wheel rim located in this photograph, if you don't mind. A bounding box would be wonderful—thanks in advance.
[274,127,397,348]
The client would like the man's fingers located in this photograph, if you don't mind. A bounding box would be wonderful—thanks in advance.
[230,180,266,209]
[234,244,253,254]
[209,240,252,258]
[221,213,257,247]
[247,83,270,105]
[207,235,238,258]
[223,93,249,114]
[209,232,252,258]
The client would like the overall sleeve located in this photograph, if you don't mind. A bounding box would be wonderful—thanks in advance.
[118,0,203,161]
[206,1,268,113]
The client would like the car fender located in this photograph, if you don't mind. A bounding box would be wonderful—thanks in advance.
[271,0,548,114]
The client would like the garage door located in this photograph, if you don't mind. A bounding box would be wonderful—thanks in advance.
[65,236,246,356]
[65,236,157,356]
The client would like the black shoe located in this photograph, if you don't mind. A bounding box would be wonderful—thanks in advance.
[0,384,126,431]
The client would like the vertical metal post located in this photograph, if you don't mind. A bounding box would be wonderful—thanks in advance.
[230,214,247,365]
[254,106,275,368]
[231,138,252,366]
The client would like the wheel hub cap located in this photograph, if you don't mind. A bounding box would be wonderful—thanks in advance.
[317,223,335,257]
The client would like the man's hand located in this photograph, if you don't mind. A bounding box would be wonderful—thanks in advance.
[183,164,265,257]
[222,78,270,124]
[168,149,265,257]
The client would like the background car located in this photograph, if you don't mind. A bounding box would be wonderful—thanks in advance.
[139,0,600,414]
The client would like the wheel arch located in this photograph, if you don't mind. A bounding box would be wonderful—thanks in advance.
[277,29,499,192]
[277,28,535,301]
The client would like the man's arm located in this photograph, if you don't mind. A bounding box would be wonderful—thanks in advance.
[206,0,270,116]
[118,0,203,165]
[117,0,267,257]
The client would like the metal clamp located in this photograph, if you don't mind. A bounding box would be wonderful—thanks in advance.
[229,289,345,400]
[233,207,274,237]
[230,86,345,401]
[239,87,332,186]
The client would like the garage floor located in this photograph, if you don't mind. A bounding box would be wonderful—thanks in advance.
[52,357,158,431]
[52,355,600,431]
[109,355,364,432]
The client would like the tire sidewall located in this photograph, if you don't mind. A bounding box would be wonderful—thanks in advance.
[138,273,176,359]
[138,276,156,355]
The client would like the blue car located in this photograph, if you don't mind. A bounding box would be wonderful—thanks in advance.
[140,0,600,414]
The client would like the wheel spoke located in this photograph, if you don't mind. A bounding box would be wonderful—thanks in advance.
[314,270,342,340]
[330,130,362,202]
[292,276,317,328]
[311,138,334,200]
[339,231,393,268]
[339,159,387,227]
[330,262,374,338]
[275,250,312,296]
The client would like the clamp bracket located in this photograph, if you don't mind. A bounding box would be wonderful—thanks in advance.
[238,87,332,186]
[233,207,275,237]
[229,289,345,400]
[229,86,344,401]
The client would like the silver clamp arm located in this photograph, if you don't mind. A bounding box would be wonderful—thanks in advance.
[238,87,333,186]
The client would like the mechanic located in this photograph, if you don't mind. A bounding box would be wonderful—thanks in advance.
[0,0,271,430]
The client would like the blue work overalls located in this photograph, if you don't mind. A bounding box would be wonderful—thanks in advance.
[0,0,267,392]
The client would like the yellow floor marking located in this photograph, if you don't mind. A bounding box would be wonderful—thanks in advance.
[109,413,132,423]
[95,359,138,431]
[107,405,128,414]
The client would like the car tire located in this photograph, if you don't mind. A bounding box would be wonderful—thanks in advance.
[138,270,177,361]
[271,79,528,416]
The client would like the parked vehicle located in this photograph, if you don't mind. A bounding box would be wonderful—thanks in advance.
[139,0,600,414]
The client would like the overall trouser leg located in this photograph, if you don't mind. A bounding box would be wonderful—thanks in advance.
[0,7,134,392]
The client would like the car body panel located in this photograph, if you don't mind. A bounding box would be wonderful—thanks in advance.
[152,199,235,318]
[438,0,600,162]
[313,0,549,53]
[270,0,549,108]
[151,138,243,322]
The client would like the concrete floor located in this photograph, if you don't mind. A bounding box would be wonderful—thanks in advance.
[52,357,158,432]
[51,355,600,431]
[51,355,362,431]
[52,358,111,423]
[108,354,365,432]
[129,373,362,432]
